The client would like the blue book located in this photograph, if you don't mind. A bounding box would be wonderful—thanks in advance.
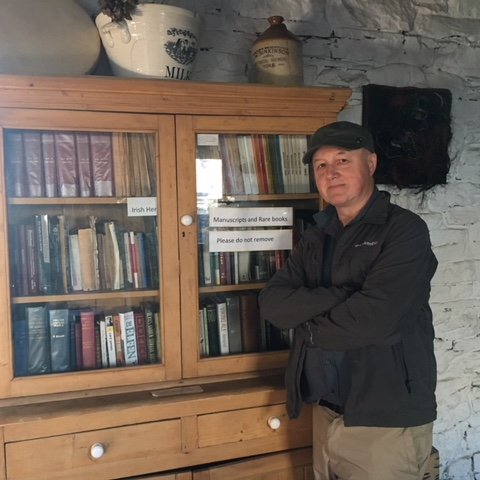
[49,308,72,372]
[13,308,28,376]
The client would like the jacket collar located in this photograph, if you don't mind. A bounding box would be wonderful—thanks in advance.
[313,188,391,232]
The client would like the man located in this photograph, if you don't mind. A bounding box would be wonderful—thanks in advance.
[259,121,437,480]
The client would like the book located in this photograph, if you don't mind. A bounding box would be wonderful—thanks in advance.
[134,232,148,288]
[204,301,220,357]
[128,231,140,288]
[113,313,125,366]
[154,311,162,363]
[68,232,82,292]
[8,225,22,296]
[252,134,269,194]
[225,295,242,354]
[56,215,70,294]
[197,213,212,286]
[75,132,93,197]
[68,310,79,371]
[23,130,44,197]
[134,311,148,364]
[219,134,244,194]
[94,318,102,368]
[144,230,159,289]
[4,130,25,197]
[71,311,82,370]
[143,302,158,363]
[237,251,252,283]
[16,224,30,296]
[41,131,57,197]
[199,308,208,357]
[104,314,117,368]
[48,308,71,372]
[96,229,107,291]
[98,316,109,368]
[48,216,63,294]
[54,131,78,197]
[26,305,50,375]
[112,132,128,197]
[239,293,260,353]
[215,297,229,355]
[237,134,258,194]
[103,221,122,290]
[13,308,28,376]
[119,310,138,365]
[80,310,96,370]
[89,132,114,197]
[77,218,100,292]
[25,223,40,295]
[34,214,52,294]
[127,133,154,196]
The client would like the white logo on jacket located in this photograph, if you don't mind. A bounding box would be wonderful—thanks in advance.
[354,241,378,247]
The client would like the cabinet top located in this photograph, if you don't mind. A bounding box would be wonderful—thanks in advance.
[0,74,350,117]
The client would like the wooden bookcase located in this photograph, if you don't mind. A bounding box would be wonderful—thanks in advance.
[0,75,349,479]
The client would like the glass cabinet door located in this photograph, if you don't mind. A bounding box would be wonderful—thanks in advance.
[0,110,181,397]
[178,116,321,379]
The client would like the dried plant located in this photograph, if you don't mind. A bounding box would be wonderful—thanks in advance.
[98,0,139,22]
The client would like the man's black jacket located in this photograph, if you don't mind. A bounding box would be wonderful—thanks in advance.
[259,189,438,427]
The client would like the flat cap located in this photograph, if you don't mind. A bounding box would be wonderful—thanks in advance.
[302,121,375,164]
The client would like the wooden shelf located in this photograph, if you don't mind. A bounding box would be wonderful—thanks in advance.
[12,289,159,304]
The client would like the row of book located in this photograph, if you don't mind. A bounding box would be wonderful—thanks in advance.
[198,249,287,287]
[214,134,312,195]
[199,293,291,357]
[13,302,161,376]
[197,210,316,287]
[4,130,156,199]
[9,214,159,297]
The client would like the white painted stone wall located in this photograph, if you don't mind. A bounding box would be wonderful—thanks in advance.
[80,1,480,478]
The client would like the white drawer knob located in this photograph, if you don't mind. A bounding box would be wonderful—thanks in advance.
[90,442,105,459]
[180,215,194,226]
[267,416,281,430]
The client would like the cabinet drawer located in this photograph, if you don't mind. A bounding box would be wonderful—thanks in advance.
[197,403,311,449]
[6,419,182,480]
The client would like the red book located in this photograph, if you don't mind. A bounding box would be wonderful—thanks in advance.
[134,311,148,364]
[89,132,113,197]
[252,134,269,194]
[80,310,96,370]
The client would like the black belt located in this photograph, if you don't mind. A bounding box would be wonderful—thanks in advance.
[318,399,344,414]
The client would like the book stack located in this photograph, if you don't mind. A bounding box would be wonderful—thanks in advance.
[199,293,291,357]
[4,130,156,198]
[12,302,161,376]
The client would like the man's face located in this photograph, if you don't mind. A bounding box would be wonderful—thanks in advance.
[312,145,377,215]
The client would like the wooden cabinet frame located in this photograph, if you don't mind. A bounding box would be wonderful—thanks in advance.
[0,75,349,478]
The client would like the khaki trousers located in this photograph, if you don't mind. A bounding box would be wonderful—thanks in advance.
[312,404,433,480]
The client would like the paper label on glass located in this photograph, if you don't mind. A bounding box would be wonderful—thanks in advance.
[197,134,219,146]
[127,197,157,216]
[209,207,293,227]
[209,229,292,252]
